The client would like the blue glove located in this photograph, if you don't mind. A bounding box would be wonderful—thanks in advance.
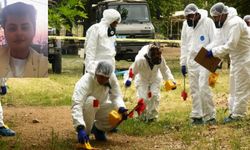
[77,128,89,144]
[181,66,187,77]
[125,79,132,87]
[118,107,128,120]
[0,86,7,95]
[206,50,213,58]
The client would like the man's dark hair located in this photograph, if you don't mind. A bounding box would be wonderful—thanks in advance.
[0,2,36,30]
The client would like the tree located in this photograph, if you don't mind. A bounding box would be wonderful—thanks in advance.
[48,0,87,34]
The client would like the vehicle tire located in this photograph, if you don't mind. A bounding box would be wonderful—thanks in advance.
[52,53,62,74]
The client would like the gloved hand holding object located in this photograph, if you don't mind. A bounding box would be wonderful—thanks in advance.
[124,78,132,87]
[0,85,7,95]
[118,107,128,120]
[181,65,187,77]
[164,80,177,91]
[77,127,89,144]
[206,50,213,58]
[109,99,146,129]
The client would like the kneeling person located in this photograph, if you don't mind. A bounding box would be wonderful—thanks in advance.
[72,61,127,144]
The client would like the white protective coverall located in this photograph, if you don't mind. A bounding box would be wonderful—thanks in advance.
[84,9,121,73]
[210,8,250,118]
[0,78,7,127]
[128,45,175,120]
[71,73,125,134]
[180,9,216,121]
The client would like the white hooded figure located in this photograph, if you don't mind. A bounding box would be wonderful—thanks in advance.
[209,3,250,122]
[0,78,15,136]
[84,9,121,73]
[124,43,176,122]
[72,61,126,141]
[180,3,216,124]
[243,15,250,27]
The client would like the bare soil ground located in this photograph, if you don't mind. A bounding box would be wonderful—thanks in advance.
[1,106,184,150]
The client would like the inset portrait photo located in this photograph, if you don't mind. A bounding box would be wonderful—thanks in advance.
[0,0,48,77]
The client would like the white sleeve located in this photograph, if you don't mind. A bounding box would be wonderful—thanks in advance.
[109,74,126,109]
[212,23,241,58]
[205,19,216,50]
[71,75,91,129]
[180,21,189,66]
[84,25,99,72]
[0,78,7,86]
[160,57,175,81]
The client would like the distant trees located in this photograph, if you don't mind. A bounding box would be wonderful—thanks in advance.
[146,0,250,37]
[48,0,87,34]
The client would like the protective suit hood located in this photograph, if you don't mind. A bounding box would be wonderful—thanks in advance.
[225,7,237,22]
[194,9,208,29]
[101,9,121,25]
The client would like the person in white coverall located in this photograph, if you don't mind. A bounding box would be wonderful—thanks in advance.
[0,78,15,136]
[124,43,176,122]
[180,4,216,125]
[72,61,127,143]
[243,15,250,27]
[207,2,250,123]
[84,9,121,73]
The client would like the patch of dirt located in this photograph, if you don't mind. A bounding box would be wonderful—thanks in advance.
[162,46,180,59]
[0,106,185,150]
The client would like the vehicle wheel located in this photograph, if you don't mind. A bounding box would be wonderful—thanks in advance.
[52,54,62,74]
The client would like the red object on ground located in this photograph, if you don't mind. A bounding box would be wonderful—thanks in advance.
[129,68,134,78]
[181,90,188,101]
[148,91,152,98]
[93,99,99,107]
[135,98,146,115]
[181,76,188,101]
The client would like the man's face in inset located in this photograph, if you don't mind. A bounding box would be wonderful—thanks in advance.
[4,15,35,52]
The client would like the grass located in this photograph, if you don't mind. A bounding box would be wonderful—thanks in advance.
[1,54,250,149]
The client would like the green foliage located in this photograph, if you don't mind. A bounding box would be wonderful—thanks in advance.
[48,0,87,32]
[146,0,249,37]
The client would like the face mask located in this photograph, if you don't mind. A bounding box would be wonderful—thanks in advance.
[151,58,162,65]
[214,15,224,28]
[186,15,197,27]
[107,26,116,37]
[187,19,193,27]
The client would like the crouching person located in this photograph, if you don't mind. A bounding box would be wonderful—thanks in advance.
[124,43,176,122]
[71,61,127,144]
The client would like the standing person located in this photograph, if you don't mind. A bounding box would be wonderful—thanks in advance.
[208,2,250,123]
[124,43,176,122]
[243,15,250,27]
[180,4,216,125]
[0,2,48,77]
[0,78,15,136]
[72,61,127,144]
[84,9,121,74]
